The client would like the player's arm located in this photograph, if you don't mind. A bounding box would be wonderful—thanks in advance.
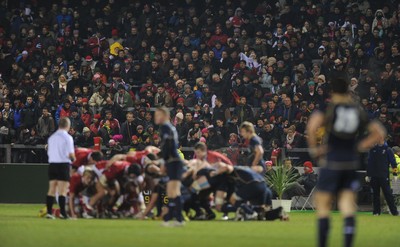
[220,154,233,166]
[357,121,386,152]
[68,137,76,162]
[138,192,159,220]
[387,148,398,176]
[251,144,264,173]
[182,166,194,179]
[306,111,326,159]
[69,192,77,218]
[105,154,127,168]
[144,146,160,154]
[147,164,162,175]
[214,162,234,175]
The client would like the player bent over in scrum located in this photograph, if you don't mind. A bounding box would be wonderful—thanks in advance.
[68,169,96,218]
[154,106,185,227]
[213,162,287,221]
[72,148,103,172]
[87,158,144,218]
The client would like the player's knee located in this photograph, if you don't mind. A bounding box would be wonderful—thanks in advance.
[47,182,57,196]
[58,182,69,196]
[338,200,356,217]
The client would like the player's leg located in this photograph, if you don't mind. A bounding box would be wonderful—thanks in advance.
[214,190,226,212]
[338,190,357,247]
[88,178,107,208]
[370,177,381,215]
[57,180,70,218]
[46,180,57,218]
[379,177,399,215]
[198,189,215,219]
[165,180,183,222]
[315,191,333,247]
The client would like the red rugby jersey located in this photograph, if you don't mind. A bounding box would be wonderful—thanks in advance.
[103,161,131,181]
[72,148,94,168]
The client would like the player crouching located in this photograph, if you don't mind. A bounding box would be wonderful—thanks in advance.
[191,161,288,221]
[85,158,144,218]
[68,169,97,218]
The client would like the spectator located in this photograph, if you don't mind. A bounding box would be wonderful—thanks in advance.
[120,112,137,145]
[89,85,108,107]
[154,85,173,107]
[69,107,85,133]
[212,97,231,125]
[75,127,94,148]
[101,96,123,122]
[99,110,120,135]
[282,97,299,123]
[0,0,397,160]
[36,107,55,140]
[55,99,72,123]
[234,97,254,124]
[181,84,196,107]
[89,114,101,136]
[21,96,36,129]
[0,111,12,144]
[114,84,133,109]
[298,161,318,194]
[284,125,305,150]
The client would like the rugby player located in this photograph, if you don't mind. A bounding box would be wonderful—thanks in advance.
[239,121,266,173]
[87,157,143,216]
[154,106,185,226]
[193,142,233,165]
[213,162,285,221]
[307,77,386,247]
[137,159,168,219]
[68,169,96,218]
[72,147,103,170]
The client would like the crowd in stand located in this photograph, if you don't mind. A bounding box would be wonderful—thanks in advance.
[0,0,399,163]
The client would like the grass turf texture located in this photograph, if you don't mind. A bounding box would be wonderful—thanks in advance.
[0,204,397,247]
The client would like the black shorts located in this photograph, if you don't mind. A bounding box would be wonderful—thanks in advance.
[166,161,183,181]
[317,168,360,194]
[48,163,70,181]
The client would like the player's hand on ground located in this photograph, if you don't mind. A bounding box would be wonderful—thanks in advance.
[134,212,145,220]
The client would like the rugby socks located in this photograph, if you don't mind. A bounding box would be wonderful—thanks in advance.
[164,197,176,222]
[200,200,214,216]
[174,196,183,222]
[318,217,330,247]
[58,196,67,217]
[344,216,355,247]
[46,195,55,215]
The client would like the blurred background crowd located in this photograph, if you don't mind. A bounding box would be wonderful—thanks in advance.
[0,0,399,163]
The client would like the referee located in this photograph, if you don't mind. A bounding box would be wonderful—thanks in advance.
[45,117,76,219]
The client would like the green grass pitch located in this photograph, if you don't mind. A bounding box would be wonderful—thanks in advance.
[0,204,397,247]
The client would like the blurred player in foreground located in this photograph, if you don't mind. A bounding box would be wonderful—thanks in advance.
[307,77,386,247]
